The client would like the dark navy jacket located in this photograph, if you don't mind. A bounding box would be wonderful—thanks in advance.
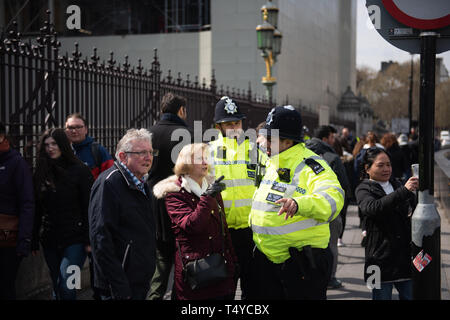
[0,148,34,256]
[88,162,156,299]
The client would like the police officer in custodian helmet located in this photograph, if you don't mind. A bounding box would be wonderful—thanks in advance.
[209,96,256,300]
[247,105,345,300]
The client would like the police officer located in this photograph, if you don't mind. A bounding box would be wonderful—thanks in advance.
[209,96,256,300]
[247,106,345,300]
[302,125,311,141]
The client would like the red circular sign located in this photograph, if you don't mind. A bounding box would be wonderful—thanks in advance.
[382,0,450,30]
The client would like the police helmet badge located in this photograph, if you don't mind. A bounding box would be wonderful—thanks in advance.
[266,108,275,125]
[223,97,238,114]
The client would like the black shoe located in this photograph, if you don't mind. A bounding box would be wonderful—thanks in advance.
[328,278,343,289]
[361,232,368,247]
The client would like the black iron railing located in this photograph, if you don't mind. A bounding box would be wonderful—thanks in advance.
[0,15,274,166]
[1,13,354,167]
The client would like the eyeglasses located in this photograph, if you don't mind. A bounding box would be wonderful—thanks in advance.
[65,125,85,131]
[125,149,159,157]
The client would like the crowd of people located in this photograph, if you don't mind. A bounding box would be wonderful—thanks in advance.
[0,92,421,301]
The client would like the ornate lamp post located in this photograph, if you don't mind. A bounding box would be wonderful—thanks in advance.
[256,0,282,104]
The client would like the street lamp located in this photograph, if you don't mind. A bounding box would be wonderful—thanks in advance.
[256,0,282,104]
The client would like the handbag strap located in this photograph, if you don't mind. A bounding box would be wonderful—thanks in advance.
[175,198,227,267]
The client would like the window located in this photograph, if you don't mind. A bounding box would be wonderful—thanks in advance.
[1,0,211,37]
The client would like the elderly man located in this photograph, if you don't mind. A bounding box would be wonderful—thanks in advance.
[89,128,156,300]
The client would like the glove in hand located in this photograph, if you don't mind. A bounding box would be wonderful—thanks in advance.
[203,175,226,197]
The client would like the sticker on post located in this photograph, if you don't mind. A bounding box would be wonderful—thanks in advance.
[413,250,432,272]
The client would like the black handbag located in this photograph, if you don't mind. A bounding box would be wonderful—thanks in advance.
[177,201,229,290]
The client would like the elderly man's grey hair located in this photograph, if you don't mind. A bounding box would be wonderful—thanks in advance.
[115,128,153,159]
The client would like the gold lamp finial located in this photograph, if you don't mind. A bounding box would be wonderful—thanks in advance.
[263,8,268,21]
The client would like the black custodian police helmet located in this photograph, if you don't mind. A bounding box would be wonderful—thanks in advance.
[214,96,246,124]
[261,105,303,142]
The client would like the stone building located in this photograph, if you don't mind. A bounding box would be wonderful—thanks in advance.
[337,86,373,137]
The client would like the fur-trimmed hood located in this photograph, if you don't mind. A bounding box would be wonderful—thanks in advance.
[153,174,215,199]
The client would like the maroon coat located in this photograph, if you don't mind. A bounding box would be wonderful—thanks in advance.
[153,175,237,300]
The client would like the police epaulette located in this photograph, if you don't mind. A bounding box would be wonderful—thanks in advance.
[304,158,325,175]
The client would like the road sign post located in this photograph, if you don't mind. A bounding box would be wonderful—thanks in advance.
[411,32,441,300]
[365,0,449,300]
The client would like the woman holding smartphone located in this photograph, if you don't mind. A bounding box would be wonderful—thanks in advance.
[356,147,418,300]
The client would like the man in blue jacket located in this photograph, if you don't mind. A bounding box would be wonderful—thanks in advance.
[65,112,114,299]
[0,122,34,299]
[65,113,114,180]
[89,128,156,300]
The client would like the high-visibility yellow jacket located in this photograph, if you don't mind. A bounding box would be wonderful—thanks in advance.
[249,143,344,264]
[209,134,258,230]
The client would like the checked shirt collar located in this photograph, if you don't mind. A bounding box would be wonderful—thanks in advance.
[118,161,147,196]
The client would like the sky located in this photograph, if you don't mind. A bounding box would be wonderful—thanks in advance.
[356,0,450,71]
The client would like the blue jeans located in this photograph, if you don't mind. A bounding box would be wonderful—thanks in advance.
[372,280,412,300]
[43,243,87,300]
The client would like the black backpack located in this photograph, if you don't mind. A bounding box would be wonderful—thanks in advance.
[90,142,102,170]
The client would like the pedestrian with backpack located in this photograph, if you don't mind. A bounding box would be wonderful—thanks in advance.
[65,113,114,300]
[65,113,114,180]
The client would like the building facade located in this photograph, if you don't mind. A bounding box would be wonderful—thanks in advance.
[1,0,357,119]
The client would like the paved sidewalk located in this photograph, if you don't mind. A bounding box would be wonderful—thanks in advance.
[326,205,371,300]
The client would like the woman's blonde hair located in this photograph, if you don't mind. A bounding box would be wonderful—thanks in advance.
[173,143,211,176]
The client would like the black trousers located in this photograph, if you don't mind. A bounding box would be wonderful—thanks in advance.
[0,248,23,300]
[339,198,349,239]
[247,246,332,300]
[229,227,254,300]
[100,283,150,300]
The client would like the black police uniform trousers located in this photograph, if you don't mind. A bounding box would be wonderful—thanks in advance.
[247,245,333,300]
[229,227,254,300]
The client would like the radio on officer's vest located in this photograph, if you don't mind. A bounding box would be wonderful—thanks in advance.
[255,143,266,187]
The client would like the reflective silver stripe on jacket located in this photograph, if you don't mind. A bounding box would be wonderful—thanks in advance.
[223,198,253,208]
[316,191,337,222]
[313,185,344,221]
[251,201,280,212]
[289,155,322,188]
[314,185,345,199]
[214,160,250,165]
[251,218,326,235]
[260,179,306,195]
[223,179,255,188]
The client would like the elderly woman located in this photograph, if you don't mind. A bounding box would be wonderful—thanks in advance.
[153,143,237,300]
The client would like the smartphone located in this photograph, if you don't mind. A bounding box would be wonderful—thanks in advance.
[411,163,419,178]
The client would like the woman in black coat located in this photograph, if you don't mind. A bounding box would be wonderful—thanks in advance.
[32,128,93,300]
[355,147,418,300]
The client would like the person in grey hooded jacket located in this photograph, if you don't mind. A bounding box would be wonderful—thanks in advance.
[306,125,350,289]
